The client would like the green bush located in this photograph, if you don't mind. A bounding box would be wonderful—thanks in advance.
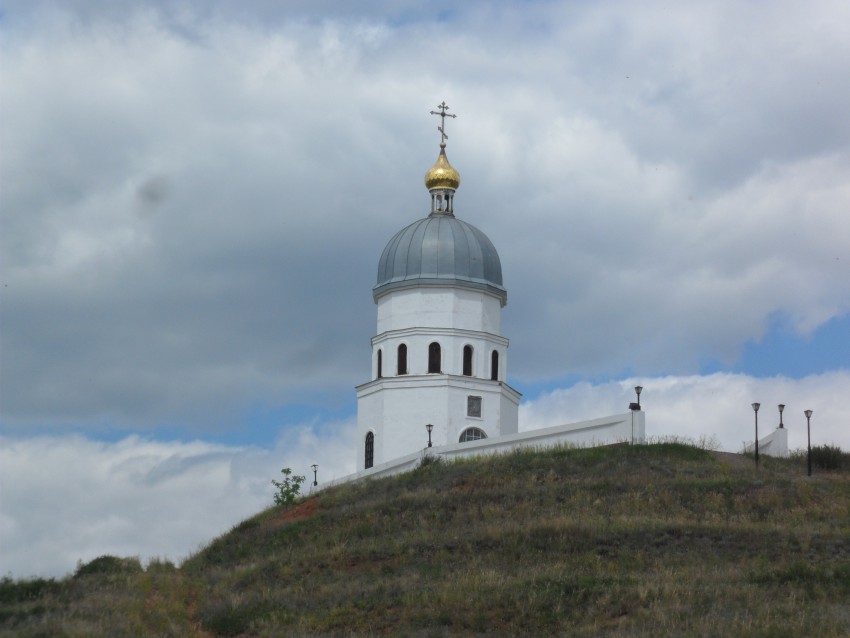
[271,467,305,506]
[145,557,177,573]
[418,452,443,470]
[791,444,848,471]
[200,597,277,636]
[811,444,847,470]
[0,576,60,604]
[73,555,142,578]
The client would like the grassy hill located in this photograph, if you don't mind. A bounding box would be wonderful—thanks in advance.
[2,443,849,637]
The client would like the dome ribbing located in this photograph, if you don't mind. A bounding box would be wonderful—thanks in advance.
[373,213,506,305]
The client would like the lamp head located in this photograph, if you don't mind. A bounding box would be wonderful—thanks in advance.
[426,423,433,433]
[804,409,813,419]
[778,404,785,414]
[635,386,643,398]
[311,464,318,472]
[752,402,760,412]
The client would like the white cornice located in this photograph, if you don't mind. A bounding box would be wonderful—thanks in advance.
[371,326,509,347]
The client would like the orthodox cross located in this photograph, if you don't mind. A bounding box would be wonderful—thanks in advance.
[430,101,457,146]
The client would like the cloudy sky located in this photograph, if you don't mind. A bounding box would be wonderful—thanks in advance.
[2,0,848,579]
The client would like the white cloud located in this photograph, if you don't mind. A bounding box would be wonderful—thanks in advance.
[520,371,849,453]
[0,422,356,579]
[1,2,848,446]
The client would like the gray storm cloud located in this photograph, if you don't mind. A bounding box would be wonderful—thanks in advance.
[1,1,848,429]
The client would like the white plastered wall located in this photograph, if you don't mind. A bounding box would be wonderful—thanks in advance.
[332,411,646,487]
[371,329,507,379]
[744,427,789,458]
[358,283,518,471]
[376,287,502,334]
[356,374,521,471]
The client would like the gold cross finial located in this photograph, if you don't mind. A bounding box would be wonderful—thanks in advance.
[429,101,457,147]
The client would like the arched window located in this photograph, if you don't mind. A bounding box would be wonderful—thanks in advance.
[397,344,407,375]
[377,349,383,379]
[490,350,499,381]
[428,342,441,373]
[463,345,473,376]
[365,432,374,469]
[459,427,487,443]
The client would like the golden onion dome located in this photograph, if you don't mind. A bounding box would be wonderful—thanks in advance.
[424,146,461,191]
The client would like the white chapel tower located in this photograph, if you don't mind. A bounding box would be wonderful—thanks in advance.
[356,103,521,470]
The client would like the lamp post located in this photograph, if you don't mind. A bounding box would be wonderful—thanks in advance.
[778,404,785,428]
[426,423,433,448]
[751,403,760,468]
[311,464,318,487]
[630,386,643,411]
[805,409,813,477]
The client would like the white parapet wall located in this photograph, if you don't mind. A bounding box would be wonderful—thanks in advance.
[319,411,645,489]
[744,427,789,458]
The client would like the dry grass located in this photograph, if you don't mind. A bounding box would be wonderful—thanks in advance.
[2,443,849,636]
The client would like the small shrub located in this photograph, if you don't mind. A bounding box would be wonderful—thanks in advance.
[0,576,60,604]
[74,555,142,578]
[418,452,442,469]
[790,445,848,471]
[200,597,276,636]
[272,467,305,506]
[810,445,847,470]
[145,557,177,573]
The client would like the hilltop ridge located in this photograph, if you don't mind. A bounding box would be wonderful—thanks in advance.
[2,443,849,636]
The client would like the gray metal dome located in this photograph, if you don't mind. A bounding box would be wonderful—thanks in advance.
[374,213,507,305]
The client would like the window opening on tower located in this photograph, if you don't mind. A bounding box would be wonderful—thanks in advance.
[490,350,499,381]
[428,342,442,373]
[463,345,473,376]
[365,432,374,469]
[397,344,408,375]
